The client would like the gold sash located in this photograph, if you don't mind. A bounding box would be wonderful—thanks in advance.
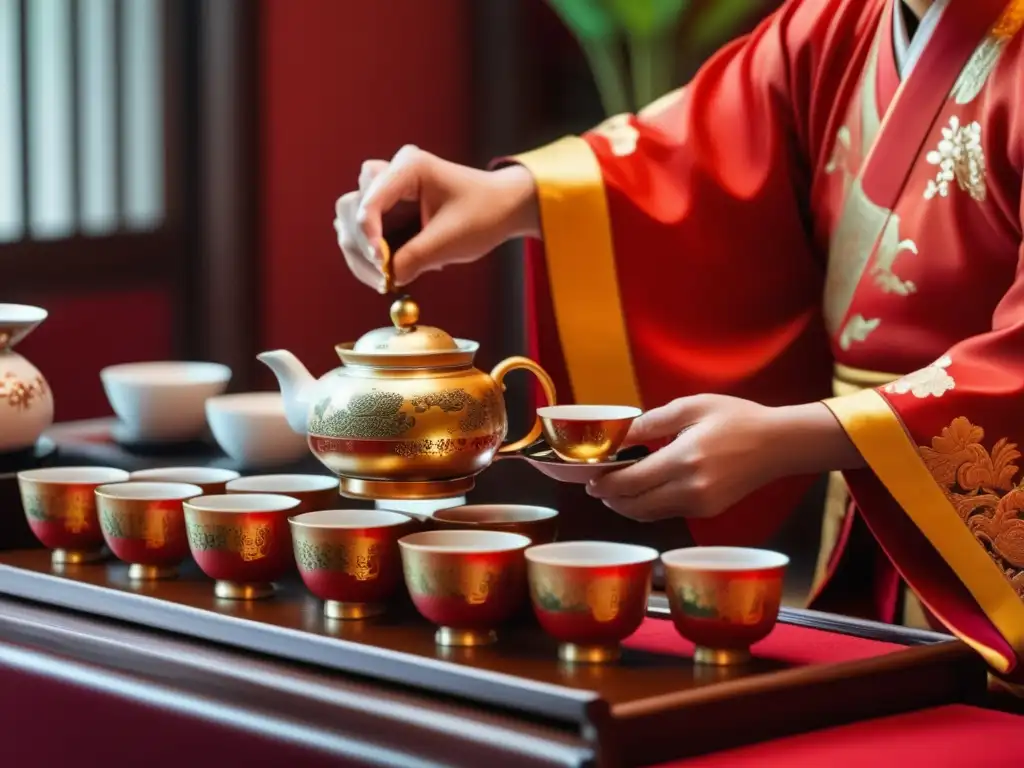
[813,365,929,629]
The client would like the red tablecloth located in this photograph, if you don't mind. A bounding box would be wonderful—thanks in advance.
[652,704,1024,767]
[625,614,903,665]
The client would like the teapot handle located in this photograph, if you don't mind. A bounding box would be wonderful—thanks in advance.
[490,356,557,455]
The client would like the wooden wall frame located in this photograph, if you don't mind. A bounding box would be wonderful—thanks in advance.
[0,0,260,392]
[192,0,261,392]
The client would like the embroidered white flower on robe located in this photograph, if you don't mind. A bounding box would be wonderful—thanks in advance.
[924,117,987,202]
[885,355,956,399]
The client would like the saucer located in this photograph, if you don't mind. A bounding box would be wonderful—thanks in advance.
[110,422,213,454]
[516,441,649,484]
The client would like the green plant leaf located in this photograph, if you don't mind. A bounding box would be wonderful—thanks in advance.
[603,0,689,38]
[684,0,762,49]
[545,0,618,40]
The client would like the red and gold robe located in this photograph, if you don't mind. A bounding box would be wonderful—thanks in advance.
[508,0,1024,682]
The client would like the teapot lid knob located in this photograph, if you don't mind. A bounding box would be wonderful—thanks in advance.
[390,295,420,331]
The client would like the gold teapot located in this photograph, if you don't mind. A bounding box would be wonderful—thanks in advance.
[258,296,556,500]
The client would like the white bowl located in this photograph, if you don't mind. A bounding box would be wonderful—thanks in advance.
[101,361,231,441]
[206,392,308,468]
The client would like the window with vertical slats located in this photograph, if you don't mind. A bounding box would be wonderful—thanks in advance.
[0,0,165,246]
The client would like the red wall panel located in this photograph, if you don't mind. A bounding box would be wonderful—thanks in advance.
[258,0,502,386]
[15,289,174,422]
[15,0,494,426]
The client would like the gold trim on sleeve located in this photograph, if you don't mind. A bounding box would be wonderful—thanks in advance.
[824,388,1024,671]
[512,137,642,408]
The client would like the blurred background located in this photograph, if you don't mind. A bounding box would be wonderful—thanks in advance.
[2,0,780,423]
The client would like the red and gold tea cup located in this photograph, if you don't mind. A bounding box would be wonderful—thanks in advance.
[537,405,642,464]
[130,467,240,496]
[526,541,658,663]
[399,529,530,647]
[17,466,130,565]
[430,504,559,544]
[184,493,299,600]
[661,546,789,666]
[290,509,414,620]
[95,481,203,580]
[226,473,339,512]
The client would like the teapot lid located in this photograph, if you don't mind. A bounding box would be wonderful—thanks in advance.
[352,296,460,354]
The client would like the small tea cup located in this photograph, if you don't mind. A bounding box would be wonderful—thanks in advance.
[399,529,530,647]
[290,509,414,619]
[527,541,657,663]
[661,546,789,666]
[537,405,642,463]
[130,467,241,495]
[431,504,559,544]
[95,481,203,579]
[184,493,299,600]
[226,474,338,512]
[17,466,130,564]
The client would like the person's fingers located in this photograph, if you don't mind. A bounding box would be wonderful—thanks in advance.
[357,145,430,261]
[335,191,384,290]
[358,159,389,193]
[598,477,689,522]
[587,434,688,499]
[391,212,458,285]
[620,395,716,448]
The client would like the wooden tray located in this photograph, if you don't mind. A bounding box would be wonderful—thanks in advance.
[0,549,985,766]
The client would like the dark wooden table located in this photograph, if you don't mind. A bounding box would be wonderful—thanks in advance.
[0,421,993,767]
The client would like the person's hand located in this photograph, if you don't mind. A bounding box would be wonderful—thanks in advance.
[334,146,540,292]
[586,396,863,522]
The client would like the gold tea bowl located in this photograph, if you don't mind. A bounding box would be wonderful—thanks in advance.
[226,474,339,512]
[430,504,559,544]
[526,541,657,664]
[95,481,204,580]
[537,405,642,464]
[290,509,415,619]
[183,493,300,600]
[130,467,241,496]
[17,466,130,565]
[399,529,530,647]
[661,546,789,666]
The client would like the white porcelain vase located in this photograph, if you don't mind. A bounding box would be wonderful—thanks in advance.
[0,304,54,454]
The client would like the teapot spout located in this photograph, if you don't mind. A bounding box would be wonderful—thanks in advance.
[256,349,315,434]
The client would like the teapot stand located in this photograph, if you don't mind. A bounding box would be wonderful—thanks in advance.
[339,476,476,502]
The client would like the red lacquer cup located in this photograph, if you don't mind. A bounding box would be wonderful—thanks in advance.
[661,546,789,666]
[290,508,414,619]
[184,493,299,600]
[526,541,658,664]
[95,481,203,580]
[226,474,339,513]
[18,466,130,565]
[430,504,559,544]
[399,529,530,647]
[129,467,240,496]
